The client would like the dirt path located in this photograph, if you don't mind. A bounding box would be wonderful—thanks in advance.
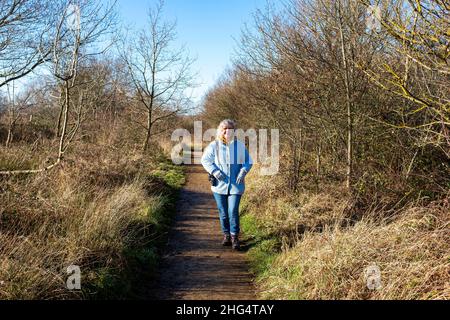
[149,152,256,300]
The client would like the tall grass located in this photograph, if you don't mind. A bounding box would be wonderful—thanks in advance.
[241,166,449,300]
[0,141,184,299]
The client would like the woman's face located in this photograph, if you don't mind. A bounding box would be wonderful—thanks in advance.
[221,124,234,142]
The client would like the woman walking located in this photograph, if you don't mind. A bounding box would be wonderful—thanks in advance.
[201,119,253,251]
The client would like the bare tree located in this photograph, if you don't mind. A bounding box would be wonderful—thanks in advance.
[51,0,117,168]
[0,0,117,175]
[119,0,195,152]
[0,0,55,89]
[359,0,450,157]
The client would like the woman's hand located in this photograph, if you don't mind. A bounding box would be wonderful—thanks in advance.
[236,169,247,184]
[213,169,225,181]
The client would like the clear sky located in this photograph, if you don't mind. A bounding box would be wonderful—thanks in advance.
[115,0,274,104]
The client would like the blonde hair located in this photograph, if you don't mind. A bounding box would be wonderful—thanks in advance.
[216,119,237,143]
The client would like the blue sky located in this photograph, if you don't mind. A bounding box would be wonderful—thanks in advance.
[116,0,275,103]
[1,1,278,104]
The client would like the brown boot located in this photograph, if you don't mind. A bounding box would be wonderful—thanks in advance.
[222,233,232,246]
[231,234,240,251]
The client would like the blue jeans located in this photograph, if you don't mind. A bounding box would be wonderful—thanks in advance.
[212,193,242,235]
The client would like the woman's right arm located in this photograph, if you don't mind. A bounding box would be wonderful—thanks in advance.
[201,142,220,175]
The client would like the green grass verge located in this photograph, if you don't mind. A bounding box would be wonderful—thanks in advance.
[241,213,281,284]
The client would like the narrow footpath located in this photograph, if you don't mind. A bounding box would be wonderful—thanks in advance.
[149,151,256,300]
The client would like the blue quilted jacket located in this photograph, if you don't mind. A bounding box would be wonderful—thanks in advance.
[201,139,253,195]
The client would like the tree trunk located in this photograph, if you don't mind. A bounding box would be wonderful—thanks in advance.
[143,107,152,152]
[5,125,13,148]
[5,107,14,148]
[316,143,322,177]
[58,81,70,161]
[55,103,64,138]
[338,2,353,191]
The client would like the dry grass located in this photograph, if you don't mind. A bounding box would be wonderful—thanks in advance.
[0,140,184,299]
[242,165,450,300]
[256,200,449,300]
[242,168,349,237]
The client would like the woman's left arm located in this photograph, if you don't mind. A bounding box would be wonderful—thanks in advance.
[243,145,253,173]
[238,142,253,174]
[236,143,252,184]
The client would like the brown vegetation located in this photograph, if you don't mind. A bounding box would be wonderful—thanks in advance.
[0,0,188,299]
[203,0,449,300]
